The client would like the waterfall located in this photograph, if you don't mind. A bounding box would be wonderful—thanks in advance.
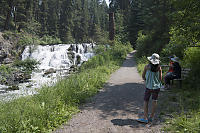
[22,43,94,69]
[0,43,95,101]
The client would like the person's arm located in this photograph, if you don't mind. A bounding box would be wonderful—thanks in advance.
[142,65,147,80]
[159,66,162,81]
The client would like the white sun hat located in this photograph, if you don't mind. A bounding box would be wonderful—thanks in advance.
[147,53,160,65]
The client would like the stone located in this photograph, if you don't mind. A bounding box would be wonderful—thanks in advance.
[0,50,7,63]
[44,68,56,75]
[7,85,19,91]
[2,58,13,64]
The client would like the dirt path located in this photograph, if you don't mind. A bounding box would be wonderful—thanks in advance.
[54,51,163,133]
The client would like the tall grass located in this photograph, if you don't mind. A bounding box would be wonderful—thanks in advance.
[0,43,133,132]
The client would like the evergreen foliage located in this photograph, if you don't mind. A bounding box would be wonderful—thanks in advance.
[0,0,109,43]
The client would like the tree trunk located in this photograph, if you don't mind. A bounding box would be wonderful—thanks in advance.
[4,0,13,30]
[109,12,115,40]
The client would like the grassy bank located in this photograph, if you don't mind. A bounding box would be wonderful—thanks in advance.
[136,56,200,133]
[0,43,133,132]
[163,87,200,133]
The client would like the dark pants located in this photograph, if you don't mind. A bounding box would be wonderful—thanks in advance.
[144,88,160,101]
[164,72,179,85]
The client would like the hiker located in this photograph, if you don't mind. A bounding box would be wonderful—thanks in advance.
[164,56,181,89]
[137,53,162,123]
[167,55,175,73]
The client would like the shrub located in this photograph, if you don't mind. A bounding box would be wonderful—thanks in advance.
[183,45,200,87]
[136,30,168,58]
[136,56,148,75]
[13,58,40,73]
[17,34,35,47]
[81,42,132,71]
[161,28,189,58]
[0,64,13,74]
[2,31,15,40]
[94,45,106,55]
[40,35,62,45]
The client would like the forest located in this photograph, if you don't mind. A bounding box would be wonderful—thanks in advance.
[0,0,200,132]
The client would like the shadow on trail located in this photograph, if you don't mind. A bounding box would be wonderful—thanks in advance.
[82,82,144,118]
[81,82,164,128]
[111,118,142,128]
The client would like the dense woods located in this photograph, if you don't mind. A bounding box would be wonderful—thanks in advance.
[0,0,109,43]
[0,0,199,50]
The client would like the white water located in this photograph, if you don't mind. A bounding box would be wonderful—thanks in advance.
[0,43,95,101]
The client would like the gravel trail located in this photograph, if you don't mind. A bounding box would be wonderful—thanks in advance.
[54,51,163,133]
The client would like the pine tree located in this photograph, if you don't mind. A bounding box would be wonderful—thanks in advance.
[128,0,144,47]
[99,0,109,31]
[14,0,27,32]
[39,0,48,35]
[0,0,8,29]
[88,0,100,40]
[72,0,90,42]
[32,0,39,21]
[25,0,33,21]
[4,0,14,30]
[47,0,59,36]
[59,0,74,43]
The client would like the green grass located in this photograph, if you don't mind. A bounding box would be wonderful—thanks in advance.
[163,88,200,133]
[135,56,148,75]
[0,43,133,132]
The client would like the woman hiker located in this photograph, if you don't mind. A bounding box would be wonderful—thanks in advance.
[137,53,162,123]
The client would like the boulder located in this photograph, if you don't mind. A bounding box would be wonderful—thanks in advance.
[7,85,19,91]
[2,58,13,64]
[44,68,56,75]
[0,50,7,63]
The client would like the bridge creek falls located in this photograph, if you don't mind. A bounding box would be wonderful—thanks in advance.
[0,43,95,101]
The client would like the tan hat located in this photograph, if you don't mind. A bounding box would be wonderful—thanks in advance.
[147,53,160,65]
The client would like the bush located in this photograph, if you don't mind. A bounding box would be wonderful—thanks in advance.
[183,45,200,87]
[40,35,62,45]
[136,30,169,58]
[81,42,132,71]
[2,31,15,40]
[111,41,133,59]
[17,34,35,47]
[13,58,39,73]
[161,28,189,58]
[0,64,13,74]
[136,56,148,75]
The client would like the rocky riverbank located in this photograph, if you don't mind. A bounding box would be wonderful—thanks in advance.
[0,32,24,91]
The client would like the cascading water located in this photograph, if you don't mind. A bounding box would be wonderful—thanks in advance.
[0,43,95,101]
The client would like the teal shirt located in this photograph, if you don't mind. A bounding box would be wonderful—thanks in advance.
[145,69,162,89]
